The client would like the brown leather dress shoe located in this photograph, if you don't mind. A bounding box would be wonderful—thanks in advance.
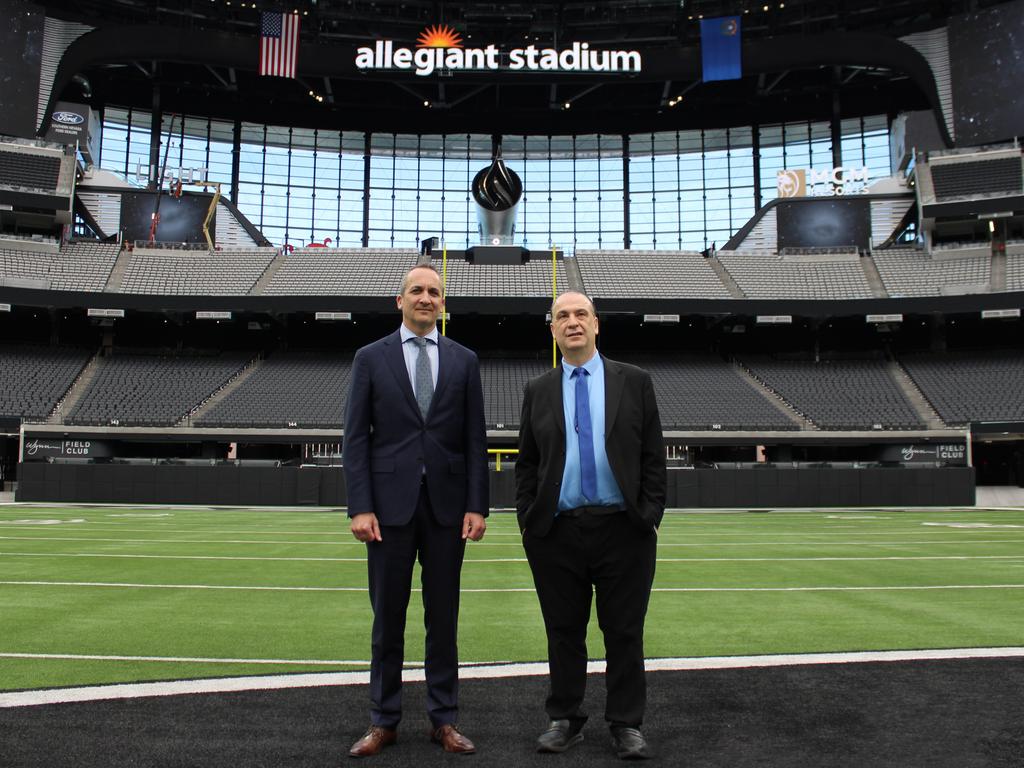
[430,723,476,754]
[348,725,397,758]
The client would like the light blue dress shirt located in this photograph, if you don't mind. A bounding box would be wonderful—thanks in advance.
[399,324,439,391]
[558,352,626,511]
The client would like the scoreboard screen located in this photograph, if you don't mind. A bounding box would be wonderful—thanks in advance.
[776,198,871,250]
[120,191,216,245]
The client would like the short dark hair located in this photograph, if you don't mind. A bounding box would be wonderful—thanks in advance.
[399,263,442,295]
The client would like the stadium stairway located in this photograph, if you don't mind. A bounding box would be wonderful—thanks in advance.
[887,360,946,430]
[991,249,1007,292]
[733,361,813,429]
[563,254,586,292]
[708,257,746,298]
[249,250,287,295]
[178,356,264,426]
[860,256,889,298]
[102,248,132,292]
[46,351,102,425]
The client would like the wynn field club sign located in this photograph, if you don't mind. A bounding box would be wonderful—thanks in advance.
[355,24,643,77]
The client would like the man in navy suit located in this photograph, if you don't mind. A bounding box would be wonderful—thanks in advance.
[344,264,488,757]
[517,291,666,760]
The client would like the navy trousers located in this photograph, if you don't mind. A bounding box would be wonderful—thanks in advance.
[366,482,466,728]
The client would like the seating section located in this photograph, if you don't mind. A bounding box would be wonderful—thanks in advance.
[740,357,924,430]
[901,350,1024,425]
[0,242,119,291]
[121,248,277,295]
[0,345,91,422]
[263,248,418,295]
[576,250,732,298]
[479,358,550,427]
[873,249,990,296]
[65,351,252,426]
[1007,253,1024,292]
[438,258,567,297]
[717,254,874,299]
[194,351,352,428]
[930,158,1023,200]
[618,353,801,430]
[0,151,62,191]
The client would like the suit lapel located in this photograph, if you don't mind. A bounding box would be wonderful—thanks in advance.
[545,365,565,435]
[383,330,422,418]
[432,335,454,409]
[603,357,625,438]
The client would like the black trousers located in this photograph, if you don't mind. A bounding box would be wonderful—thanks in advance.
[366,482,466,729]
[523,511,657,728]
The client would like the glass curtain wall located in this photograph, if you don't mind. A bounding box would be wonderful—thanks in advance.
[99,109,891,251]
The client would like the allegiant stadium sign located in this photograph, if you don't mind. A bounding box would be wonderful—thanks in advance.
[355,26,642,77]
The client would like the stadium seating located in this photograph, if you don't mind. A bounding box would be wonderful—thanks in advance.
[263,248,418,295]
[0,151,62,191]
[620,353,802,430]
[0,241,119,291]
[479,358,550,427]
[438,258,567,297]
[900,350,1024,425]
[64,350,252,426]
[930,157,1023,200]
[717,253,874,299]
[739,357,924,429]
[873,248,990,296]
[0,345,91,423]
[120,248,277,295]
[194,350,351,428]
[1006,251,1024,291]
[575,250,732,298]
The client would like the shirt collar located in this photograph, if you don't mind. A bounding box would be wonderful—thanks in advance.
[400,324,439,345]
[561,350,601,378]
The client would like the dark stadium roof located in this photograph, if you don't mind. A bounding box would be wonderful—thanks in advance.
[33,0,1017,135]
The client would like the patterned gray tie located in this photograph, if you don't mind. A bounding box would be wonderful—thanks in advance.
[412,336,433,419]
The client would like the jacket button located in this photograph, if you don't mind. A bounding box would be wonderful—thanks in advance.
[554,481,560,486]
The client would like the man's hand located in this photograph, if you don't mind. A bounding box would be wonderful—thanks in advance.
[350,512,382,543]
[462,512,486,542]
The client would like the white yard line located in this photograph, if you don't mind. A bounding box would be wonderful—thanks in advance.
[2,551,1024,564]
[2,647,1024,709]
[3,580,1024,593]
[2,534,1024,548]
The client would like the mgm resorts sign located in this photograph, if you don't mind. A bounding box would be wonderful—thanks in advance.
[355,24,642,77]
[777,167,870,198]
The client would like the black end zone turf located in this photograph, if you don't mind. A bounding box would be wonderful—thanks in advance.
[3,659,1023,767]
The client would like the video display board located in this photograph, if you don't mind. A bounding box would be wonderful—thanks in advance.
[120,191,216,245]
[949,0,1024,146]
[776,199,872,250]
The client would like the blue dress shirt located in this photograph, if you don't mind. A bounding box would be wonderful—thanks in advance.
[558,352,626,511]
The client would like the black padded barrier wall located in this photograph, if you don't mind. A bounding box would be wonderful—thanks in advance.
[16,463,975,508]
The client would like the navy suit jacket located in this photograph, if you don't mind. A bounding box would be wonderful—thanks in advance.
[344,328,489,526]
[515,356,666,536]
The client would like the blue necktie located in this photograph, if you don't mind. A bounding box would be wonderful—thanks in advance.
[573,368,598,501]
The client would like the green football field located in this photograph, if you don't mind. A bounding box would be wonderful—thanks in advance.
[2,504,1023,692]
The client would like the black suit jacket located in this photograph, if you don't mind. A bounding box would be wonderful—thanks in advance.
[515,355,666,536]
[344,328,489,527]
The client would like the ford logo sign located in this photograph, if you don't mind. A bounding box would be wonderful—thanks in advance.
[53,111,84,125]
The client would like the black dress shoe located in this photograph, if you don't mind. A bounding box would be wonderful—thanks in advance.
[537,719,584,753]
[609,726,651,760]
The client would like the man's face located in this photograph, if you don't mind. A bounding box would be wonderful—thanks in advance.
[550,292,599,359]
[397,267,444,334]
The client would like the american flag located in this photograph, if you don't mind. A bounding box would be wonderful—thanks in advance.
[260,12,300,79]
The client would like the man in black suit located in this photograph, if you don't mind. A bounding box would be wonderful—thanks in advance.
[344,264,488,757]
[516,290,666,760]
